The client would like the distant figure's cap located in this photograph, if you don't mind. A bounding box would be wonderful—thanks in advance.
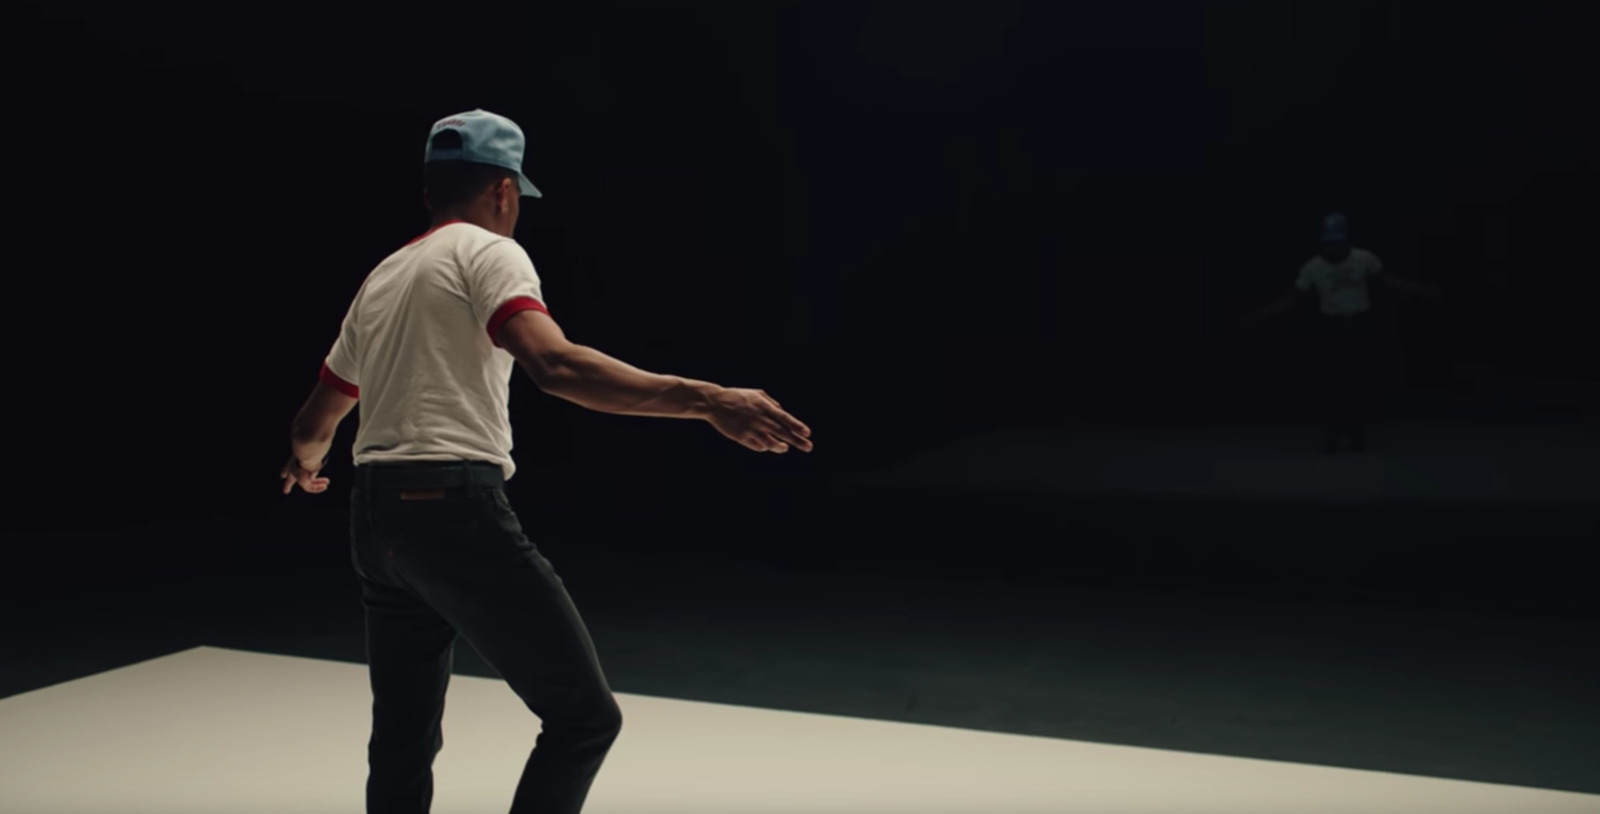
[424,109,543,198]
[1321,213,1349,242]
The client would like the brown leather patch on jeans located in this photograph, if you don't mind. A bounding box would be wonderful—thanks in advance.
[399,489,447,501]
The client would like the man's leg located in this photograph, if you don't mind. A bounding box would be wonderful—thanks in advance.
[359,579,458,813]
[351,486,459,814]
[1347,314,1379,453]
[1328,315,1376,453]
[398,486,622,814]
[1346,365,1369,451]
[1318,317,1349,454]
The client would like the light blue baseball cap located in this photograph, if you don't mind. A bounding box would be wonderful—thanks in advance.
[424,109,543,198]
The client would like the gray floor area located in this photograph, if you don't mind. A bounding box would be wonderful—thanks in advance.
[6,530,1597,797]
[840,421,1600,503]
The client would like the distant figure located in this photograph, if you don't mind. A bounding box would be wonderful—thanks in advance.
[1247,214,1441,454]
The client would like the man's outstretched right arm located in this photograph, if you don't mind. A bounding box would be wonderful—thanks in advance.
[498,308,812,453]
[497,308,720,419]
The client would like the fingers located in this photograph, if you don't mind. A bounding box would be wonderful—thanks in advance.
[761,397,811,441]
[754,420,809,453]
[722,390,813,453]
[281,471,330,494]
[755,399,811,442]
[759,391,794,419]
[737,429,789,454]
[761,414,812,451]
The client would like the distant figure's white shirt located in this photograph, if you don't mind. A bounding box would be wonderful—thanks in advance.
[1295,247,1384,316]
[320,221,549,482]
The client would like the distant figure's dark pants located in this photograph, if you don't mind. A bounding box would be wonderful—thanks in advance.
[350,461,621,814]
[1315,311,1380,449]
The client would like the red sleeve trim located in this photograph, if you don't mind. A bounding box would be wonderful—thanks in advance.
[487,297,551,347]
[319,362,360,399]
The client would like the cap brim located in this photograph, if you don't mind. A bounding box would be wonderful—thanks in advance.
[517,172,543,198]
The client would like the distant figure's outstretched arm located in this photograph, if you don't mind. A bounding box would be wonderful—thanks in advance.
[1246,287,1306,323]
[1376,272,1445,303]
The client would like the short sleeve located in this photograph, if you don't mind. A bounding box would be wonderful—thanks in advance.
[1366,250,1384,275]
[321,295,361,397]
[1295,259,1317,291]
[464,238,550,348]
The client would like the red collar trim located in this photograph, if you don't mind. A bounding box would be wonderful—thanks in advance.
[405,218,465,246]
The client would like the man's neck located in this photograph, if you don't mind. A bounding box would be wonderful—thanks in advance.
[432,212,505,236]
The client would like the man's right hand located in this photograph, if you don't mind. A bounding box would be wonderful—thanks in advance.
[706,388,813,453]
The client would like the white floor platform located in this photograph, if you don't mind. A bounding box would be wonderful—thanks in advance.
[2,647,1595,814]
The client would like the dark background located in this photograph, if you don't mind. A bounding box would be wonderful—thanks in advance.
[5,1,1596,609]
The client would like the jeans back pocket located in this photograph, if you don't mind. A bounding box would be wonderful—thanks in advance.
[375,486,483,547]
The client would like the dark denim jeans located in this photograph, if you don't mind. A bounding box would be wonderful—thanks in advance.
[1316,312,1380,452]
[349,461,621,814]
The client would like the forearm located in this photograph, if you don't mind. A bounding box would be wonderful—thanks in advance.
[289,432,332,468]
[530,344,722,418]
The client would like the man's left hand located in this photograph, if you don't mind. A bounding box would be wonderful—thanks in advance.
[280,454,330,495]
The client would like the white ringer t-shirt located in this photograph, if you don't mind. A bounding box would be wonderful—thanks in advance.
[1295,247,1384,317]
[319,220,549,482]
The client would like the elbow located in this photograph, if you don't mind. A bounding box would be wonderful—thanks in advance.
[515,353,556,390]
[516,347,573,391]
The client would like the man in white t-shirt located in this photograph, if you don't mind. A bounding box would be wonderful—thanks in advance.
[1248,214,1441,453]
[277,109,814,814]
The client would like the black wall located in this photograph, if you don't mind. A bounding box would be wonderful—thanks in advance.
[5,2,1596,541]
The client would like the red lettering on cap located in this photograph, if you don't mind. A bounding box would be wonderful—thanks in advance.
[437,119,468,129]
